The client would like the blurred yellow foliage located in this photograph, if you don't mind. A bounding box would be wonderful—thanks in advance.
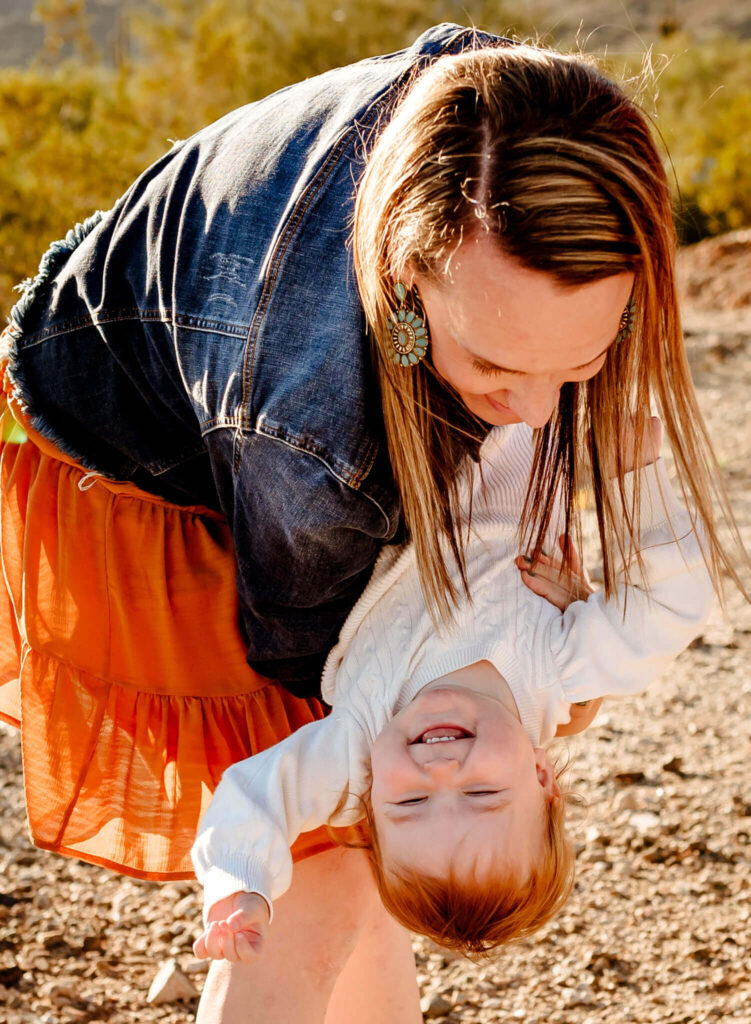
[0,1,748,315]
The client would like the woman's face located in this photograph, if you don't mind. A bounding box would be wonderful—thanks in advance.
[410,234,634,429]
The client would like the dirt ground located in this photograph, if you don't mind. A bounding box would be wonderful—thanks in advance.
[1,232,750,1023]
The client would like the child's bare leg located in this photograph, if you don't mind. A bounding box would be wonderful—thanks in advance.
[195,846,419,1024]
[325,900,421,1024]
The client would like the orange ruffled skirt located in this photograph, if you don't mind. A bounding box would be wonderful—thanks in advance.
[0,366,342,879]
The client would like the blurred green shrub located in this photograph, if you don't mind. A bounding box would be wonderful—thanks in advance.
[618,35,751,243]
[0,1,749,314]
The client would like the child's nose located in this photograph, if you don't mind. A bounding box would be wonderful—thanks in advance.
[423,757,460,780]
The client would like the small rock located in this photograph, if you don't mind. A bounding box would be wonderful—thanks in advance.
[37,930,67,950]
[183,959,211,975]
[561,984,594,1008]
[420,991,453,1018]
[662,756,684,775]
[40,980,78,1005]
[614,770,646,786]
[629,811,661,833]
[615,790,638,811]
[146,958,198,1004]
[174,893,198,918]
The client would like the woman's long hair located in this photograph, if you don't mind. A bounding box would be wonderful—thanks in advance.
[353,39,746,620]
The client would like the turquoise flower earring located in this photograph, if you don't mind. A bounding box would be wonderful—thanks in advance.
[616,297,636,345]
[386,282,430,367]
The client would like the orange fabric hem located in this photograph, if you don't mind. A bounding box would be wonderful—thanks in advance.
[0,353,352,879]
[26,825,343,882]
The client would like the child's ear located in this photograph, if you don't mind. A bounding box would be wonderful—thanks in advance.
[533,748,562,804]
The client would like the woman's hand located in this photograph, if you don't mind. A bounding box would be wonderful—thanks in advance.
[193,891,270,963]
[515,535,594,611]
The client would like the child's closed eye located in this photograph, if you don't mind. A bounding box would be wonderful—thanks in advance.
[395,790,500,805]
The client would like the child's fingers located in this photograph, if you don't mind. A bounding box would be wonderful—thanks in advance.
[519,569,571,611]
[233,930,265,962]
[197,920,226,961]
[226,906,267,932]
[217,921,243,963]
[557,534,585,578]
[194,920,239,962]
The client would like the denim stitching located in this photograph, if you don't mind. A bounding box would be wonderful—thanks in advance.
[201,421,392,531]
[19,310,248,348]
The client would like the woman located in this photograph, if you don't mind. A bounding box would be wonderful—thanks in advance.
[0,23,743,1024]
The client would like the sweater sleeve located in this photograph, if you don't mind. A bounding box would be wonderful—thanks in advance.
[190,710,365,925]
[539,459,714,725]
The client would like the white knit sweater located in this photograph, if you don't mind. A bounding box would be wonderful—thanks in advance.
[192,424,713,921]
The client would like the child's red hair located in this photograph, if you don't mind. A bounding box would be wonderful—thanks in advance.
[369,790,574,955]
[333,772,575,957]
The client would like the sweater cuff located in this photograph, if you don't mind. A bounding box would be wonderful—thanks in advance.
[201,859,274,926]
[618,458,684,534]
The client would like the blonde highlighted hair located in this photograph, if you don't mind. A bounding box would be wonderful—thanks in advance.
[353,38,747,621]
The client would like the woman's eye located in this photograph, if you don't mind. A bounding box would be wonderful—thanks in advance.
[396,797,427,806]
[470,359,504,378]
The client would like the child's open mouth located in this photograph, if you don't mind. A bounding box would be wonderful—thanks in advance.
[410,726,474,745]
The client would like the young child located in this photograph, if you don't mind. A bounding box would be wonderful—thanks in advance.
[190,419,713,958]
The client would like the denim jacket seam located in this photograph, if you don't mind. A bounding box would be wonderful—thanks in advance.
[201,420,388,524]
[255,417,379,489]
[16,308,249,348]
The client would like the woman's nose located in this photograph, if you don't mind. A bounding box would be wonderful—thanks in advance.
[500,380,560,429]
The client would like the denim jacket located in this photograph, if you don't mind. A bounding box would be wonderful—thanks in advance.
[4,24,501,696]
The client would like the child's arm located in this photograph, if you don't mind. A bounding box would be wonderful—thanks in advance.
[519,418,714,716]
[515,539,604,736]
[190,710,361,961]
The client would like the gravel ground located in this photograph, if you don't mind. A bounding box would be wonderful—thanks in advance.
[1,233,750,1023]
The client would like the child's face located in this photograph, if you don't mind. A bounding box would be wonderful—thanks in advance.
[370,681,559,882]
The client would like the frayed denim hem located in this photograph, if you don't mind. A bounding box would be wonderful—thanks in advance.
[1,210,123,475]
[7,210,106,337]
[0,324,121,481]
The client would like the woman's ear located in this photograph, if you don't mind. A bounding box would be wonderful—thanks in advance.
[533,747,562,804]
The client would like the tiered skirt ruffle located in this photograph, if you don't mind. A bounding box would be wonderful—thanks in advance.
[0,368,341,879]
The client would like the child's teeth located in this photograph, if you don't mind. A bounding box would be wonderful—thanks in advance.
[424,736,456,743]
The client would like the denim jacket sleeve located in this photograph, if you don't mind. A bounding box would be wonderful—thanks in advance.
[204,426,399,695]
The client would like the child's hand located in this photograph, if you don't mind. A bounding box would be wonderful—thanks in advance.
[621,415,663,473]
[193,891,270,963]
[515,535,594,611]
[555,697,604,737]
